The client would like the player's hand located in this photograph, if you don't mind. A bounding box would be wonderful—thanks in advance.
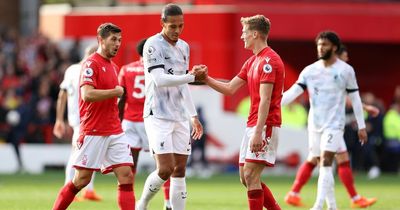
[358,128,368,145]
[53,120,65,139]
[364,104,380,117]
[190,65,208,81]
[250,133,264,153]
[190,116,203,140]
[114,85,124,97]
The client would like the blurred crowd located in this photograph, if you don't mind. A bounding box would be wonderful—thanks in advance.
[1,25,399,174]
[0,26,80,145]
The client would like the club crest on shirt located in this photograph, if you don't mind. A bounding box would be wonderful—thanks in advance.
[263,64,272,73]
[85,61,92,67]
[147,46,155,55]
[84,68,94,77]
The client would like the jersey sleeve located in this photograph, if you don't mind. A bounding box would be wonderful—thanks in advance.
[143,39,165,72]
[296,67,308,89]
[258,57,278,83]
[237,59,250,81]
[345,66,359,92]
[80,59,98,88]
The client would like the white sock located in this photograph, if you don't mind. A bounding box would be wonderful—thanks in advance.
[64,154,75,185]
[137,171,166,210]
[165,199,171,208]
[170,177,187,210]
[313,166,334,209]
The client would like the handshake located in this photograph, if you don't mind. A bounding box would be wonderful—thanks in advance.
[189,64,208,82]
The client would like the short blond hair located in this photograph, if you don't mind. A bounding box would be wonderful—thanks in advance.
[240,15,270,38]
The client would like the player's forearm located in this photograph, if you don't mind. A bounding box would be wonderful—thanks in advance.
[348,91,366,129]
[255,98,271,134]
[281,84,304,106]
[55,90,67,121]
[255,84,272,133]
[205,76,235,95]
[81,88,120,102]
[150,68,194,87]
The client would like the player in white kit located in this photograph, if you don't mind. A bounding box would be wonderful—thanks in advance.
[281,31,367,210]
[136,4,207,210]
[53,45,102,201]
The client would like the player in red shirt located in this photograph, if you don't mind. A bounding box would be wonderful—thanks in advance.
[52,23,135,210]
[204,15,284,210]
[118,38,172,210]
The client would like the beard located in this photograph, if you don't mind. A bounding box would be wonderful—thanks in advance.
[319,48,333,60]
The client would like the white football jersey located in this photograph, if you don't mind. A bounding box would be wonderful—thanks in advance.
[60,63,81,127]
[297,59,359,132]
[143,33,190,121]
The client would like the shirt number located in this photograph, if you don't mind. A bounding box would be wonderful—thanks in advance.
[133,75,145,99]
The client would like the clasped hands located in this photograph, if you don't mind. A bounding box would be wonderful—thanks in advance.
[190,64,208,82]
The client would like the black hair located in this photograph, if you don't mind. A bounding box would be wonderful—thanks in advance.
[97,23,121,39]
[161,4,183,22]
[336,44,347,56]
[136,38,147,57]
[315,31,341,48]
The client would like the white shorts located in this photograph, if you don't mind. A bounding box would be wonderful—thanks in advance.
[72,133,133,174]
[122,119,149,152]
[239,126,279,167]
[309,129,347,157]
[144,116,191,155]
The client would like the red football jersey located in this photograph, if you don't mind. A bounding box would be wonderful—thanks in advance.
[237,47,285,127]
[118,59,145,122]
[79,53,123,136]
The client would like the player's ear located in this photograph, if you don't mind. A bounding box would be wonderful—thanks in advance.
[252,31,257,39]
[160,19,164,28]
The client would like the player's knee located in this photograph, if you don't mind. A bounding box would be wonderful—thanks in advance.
[243,168,257,185]
[173,164,187,176]
[158,167,174,180]
[73,176,91,189]
[240,177,247,187]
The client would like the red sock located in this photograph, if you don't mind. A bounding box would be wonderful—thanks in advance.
[118,184,135,210]
[338,161,357,198]
[52,182,80,210]
[291,161,316,193]
[261,182,281,210]
[163,178,170,200]
[247,189,264,210]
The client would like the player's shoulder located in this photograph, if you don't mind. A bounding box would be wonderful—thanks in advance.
[146,33,163,46]
[303,60,321,71]
[177,38,189,48]
[335,59,354,72]
[121,60,144,73]
[65,63,81,73]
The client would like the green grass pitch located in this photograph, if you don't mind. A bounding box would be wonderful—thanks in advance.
[0,171,399,210]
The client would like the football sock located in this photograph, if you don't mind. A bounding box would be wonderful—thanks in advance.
[338,161,357,198]
[314,166,335,209]
[247,189,264,210]
[261,182,281,210]
[64,156,75,185]
[163,179,171,208]
[170,177,187,210]
[117,184,135,210]
[138,171,166,208]
[52,181,80,210]
[291,161,316,193]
